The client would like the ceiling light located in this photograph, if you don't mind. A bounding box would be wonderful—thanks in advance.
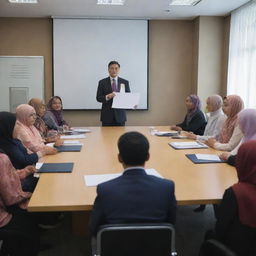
[97,0,125,5]
[8,0,38,3]
[169,0,201,6]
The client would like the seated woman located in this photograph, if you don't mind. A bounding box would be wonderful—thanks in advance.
[43,96,69,131]
[0,150,39,256]
[219,109,256,166]
[0,112,42,192]
[205,95,244,151]
[204,141,256,256]
[14,104,58,155]
[185,94,226,141]
[28,98,63,144]
[170,94,206,135]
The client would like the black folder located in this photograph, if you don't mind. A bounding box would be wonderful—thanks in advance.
[37,163,74,173]
[55,145,82,152]
[185,154,225,164]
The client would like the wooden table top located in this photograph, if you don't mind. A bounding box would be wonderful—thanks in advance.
[28,126,237,212]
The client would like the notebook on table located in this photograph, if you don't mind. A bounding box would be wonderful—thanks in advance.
[36,163,74,173]
[169,141,208,149]
[55,145,82,152]
[155,131,179,137]
[186,154,225,164]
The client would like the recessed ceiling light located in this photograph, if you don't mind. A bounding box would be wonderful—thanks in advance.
[97,0,125,5]
[169,0,201,6]
[8,0,38,3]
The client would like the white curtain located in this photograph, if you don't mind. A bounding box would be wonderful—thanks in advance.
[227,0,256,108]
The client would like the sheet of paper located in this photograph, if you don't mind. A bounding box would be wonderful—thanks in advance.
[171,142,200,146]
[46,143,54,147]
[60,134,86,139]
[154,131,178,136]
[63,140,82,145]
[112,92,140,109]
[195,154,221,161]
[84,169,163,186]
[36,162,43,169]
[71,128,91,133]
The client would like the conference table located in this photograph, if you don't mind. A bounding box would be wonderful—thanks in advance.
[28,126,237,233]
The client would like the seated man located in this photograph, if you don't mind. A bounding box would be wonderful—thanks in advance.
[90,131,177,236]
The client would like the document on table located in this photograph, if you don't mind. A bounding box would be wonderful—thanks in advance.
[112,92,140,109]
[71,128,91,133]
[63,140,82,145]
[169,141,208,149]
[195,154,221,161]
[60,134,86,139]
[84,169,163,187]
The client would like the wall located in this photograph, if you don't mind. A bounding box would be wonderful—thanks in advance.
[0,17,229,126]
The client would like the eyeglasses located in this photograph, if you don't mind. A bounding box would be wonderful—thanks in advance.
[29,113,37,117]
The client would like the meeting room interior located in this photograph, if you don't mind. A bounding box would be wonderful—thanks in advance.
[0,0,256,256]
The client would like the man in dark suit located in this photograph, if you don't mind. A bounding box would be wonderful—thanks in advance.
[96,61,130,126]
[90,131,177,237]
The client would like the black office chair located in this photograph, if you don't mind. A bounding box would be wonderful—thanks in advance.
[199,239,237,256]
[95,223,177,256]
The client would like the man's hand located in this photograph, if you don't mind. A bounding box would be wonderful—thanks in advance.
[106,93,116,100]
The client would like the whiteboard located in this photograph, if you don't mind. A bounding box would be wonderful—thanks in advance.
[0,56,44,112]
[53,19,148,110]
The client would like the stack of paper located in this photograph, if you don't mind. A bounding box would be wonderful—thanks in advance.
[84,169,163,187]
[60,134,86,139]
[71,128,91,133]
[169,141,208,149]
[63,140,83,145]
[154,131,178,136]
[195,154,221,161]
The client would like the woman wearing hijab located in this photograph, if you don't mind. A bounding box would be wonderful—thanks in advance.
[43,96,68,131]
[28,98,63,144]
[205,95,244,151]
[219,108,256,166]
[0,150,39,256]
[170,94,206,135]
[0,112,40,192]
[208,141,256,256]
[185,94,226,140]
[13,104,58,155]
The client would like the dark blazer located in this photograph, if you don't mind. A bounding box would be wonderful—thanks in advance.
[89,168,177,236]
[96,77,130,124]
[227,155,236,166]
[0,139,38,170]
[215,187,256,256]
[177,110,206,135]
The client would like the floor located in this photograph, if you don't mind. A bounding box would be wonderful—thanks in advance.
[38,205,216,256]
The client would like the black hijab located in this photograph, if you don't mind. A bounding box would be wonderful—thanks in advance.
[0,111,16,146]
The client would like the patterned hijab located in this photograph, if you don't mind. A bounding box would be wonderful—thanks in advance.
[47,96,65,126]
[219,95,244,143]
[238,109,256,143]
[28,98,48,137]
[186,95,201,124]
[233,140,256,227]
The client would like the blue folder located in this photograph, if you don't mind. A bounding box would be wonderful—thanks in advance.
[37,163,74,173]
[55,145,82,152]
[185,154,225,164]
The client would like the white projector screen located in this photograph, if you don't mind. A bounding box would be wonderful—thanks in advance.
[53,19,148,110]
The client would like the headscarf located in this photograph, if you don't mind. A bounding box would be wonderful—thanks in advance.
[14,104,44,151]
[238,109,256,143]
[0,112,16,146]
[47,96,65,126]
[232,140,256,227]
[28,98,48,137]
[207,94,223,113]
[186,94,201,125]
[219,95,244,143]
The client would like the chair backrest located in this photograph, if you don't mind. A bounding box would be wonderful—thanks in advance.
[199,239,237,256]
[96,223,177,256]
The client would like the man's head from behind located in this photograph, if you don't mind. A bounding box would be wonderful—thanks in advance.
[118,132,150,168]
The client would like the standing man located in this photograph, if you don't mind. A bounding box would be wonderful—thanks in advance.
[96,61,130,126]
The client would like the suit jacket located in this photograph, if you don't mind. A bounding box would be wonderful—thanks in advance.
[89,168,177,236]
[96,77,130,123]
[177,110,206,135]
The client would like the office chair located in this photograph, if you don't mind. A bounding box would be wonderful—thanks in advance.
[95,223,177,256]
[199,239,237,256]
